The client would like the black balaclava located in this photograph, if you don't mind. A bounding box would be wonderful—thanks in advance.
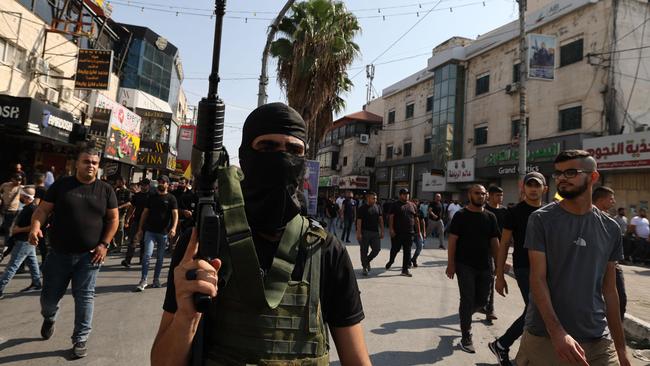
[239,103,306,233]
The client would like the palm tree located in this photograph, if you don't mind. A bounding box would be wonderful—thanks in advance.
[270,0,360,159]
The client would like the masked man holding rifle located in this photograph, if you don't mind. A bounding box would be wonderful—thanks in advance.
[151,103,371,366]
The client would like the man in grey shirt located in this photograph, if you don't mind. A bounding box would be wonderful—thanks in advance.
[516,150,630,366]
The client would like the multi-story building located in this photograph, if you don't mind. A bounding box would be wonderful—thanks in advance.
[316,108,382,197]
[0,0,124,182]
[376,68,437,200]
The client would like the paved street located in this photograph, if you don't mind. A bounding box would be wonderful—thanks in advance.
[0,229,647,365]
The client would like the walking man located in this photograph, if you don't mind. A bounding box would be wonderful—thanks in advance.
[490,172,547,365]
[516,150,630,366]
[386,188,421,277]
[446,184,500,353]
[428,193,446,249]
[0,173,23,260]
[484,185,508,325]
[113,177,132,253]
[356,192,384,276]
[628,208,649,263]
[30,147,118,359]
[122,178,150,268]
[341,191,356,243]
[134,175,178,291]
[325,196,339,237]
[0,187,41,298]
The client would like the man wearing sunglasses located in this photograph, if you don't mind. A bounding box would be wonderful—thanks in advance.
[516,150,630,366]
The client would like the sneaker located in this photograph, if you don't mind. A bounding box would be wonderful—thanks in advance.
[20,283,42,292]
[121,259,131,268]
[460,335,475,353]
[151,279,161,288]
[400,271,413,277]
[72,341,88,359]
[41,319,55,340]
[135,280,147,292]
[385,261,393,270]
[488,340,512,366]
[411,259,418,268]
[362,267,368,276]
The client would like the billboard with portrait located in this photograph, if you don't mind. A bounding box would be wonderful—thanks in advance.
[302,160,320,216]
[528,34,556,80]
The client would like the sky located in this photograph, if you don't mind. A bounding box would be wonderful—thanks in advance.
[108,0,520,162]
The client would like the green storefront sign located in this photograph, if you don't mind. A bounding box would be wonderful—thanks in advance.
[484,142,561,166]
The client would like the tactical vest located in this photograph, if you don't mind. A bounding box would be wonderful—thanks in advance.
[203,166,330,365]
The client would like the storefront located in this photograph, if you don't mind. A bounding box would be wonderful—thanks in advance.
[474,134,589,203]
[375,168,390,199]
[0,94,81,182]
[318,175,340,198]
[584,131,650,214]
[137,141,177,175]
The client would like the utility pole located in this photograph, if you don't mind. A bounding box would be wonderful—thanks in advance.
[517,0,528,183]
[365,64,375,105]
[257,0,296,107]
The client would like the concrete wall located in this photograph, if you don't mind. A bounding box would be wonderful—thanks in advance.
[380,77,434,163]
[463,0,615,159]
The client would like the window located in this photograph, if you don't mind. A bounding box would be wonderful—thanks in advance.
[560,39,583,67]
[513,63,521,83]
[343,156,348,166]
[386,145,394,160]
[0,38,27,72]
[405,103,414,119]
[511,118,529,140]
[365,157,375,167]
[424,136,432,153]
[474,126,488,145]
[404,142,412,157]
[387,110,395,124]
[476,74,490,95]
[331,151,339,168]
[426,95,433,112]
[559,106,582,131]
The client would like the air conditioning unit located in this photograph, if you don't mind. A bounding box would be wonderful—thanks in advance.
[394,147,402,155]
[45,88,60,104]
[505,83,519,95]
[59,86,74,102]
[29,56,49,76]
[359,134,369,144]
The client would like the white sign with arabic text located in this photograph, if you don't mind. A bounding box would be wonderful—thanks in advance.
[583,131,650,170]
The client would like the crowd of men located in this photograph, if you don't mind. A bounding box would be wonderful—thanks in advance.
[0,102,644,365]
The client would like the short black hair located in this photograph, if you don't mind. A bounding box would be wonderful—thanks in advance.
[366,191,377,197]
[488,185,503,194]
[592,186,614,202]
[554,149,597,170]
[77,146,100,160]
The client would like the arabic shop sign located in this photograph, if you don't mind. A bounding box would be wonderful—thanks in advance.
[584,131,650,170]
[75,49,112,90]
[422,174,446,192]
[447,158,475,183]
[484,142,560,167]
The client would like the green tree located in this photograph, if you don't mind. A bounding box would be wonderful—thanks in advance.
[270,0,360,159]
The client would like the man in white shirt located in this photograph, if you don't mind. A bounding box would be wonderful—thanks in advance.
[335,194,345,229]
[628,208,650,263]
[447,200,462,223]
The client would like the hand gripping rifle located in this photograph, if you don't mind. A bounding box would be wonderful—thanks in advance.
[188,1,227,364]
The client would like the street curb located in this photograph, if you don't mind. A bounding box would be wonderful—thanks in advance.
[506,262,650,345]
[624,314,650,344]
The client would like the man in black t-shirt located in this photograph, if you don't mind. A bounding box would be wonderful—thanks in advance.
[428,193,445,249]
[484,185,507,324]
[325,196,339,237]
[446,184,500,354]
[29,148,118,359]
[341,191,357,243]
[356,192,384,276]
[171,177,198,247]
[135,175,178,291]
[151,103,370,366]
[113,177,132,252]
[122,179,150,267]
[491,172,547,364]
[0,188,41,298]
[386,188,422,277]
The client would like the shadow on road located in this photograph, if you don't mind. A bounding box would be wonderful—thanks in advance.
[371,314,460,335]
[0,337,42,352]
[0,348,73,363]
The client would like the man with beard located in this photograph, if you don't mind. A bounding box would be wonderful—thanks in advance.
[386,188,421,277]
[446,184,500,353]
[122,179,151,268]
[592,186,627,321]
[489,172,547,365]
[341,191,357,243]
[30,147,118,359]
[428,193,446,249]
[356,192,384,276]
[151,103,370,365]
[134,176,178,291]
[516,150,630,366]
